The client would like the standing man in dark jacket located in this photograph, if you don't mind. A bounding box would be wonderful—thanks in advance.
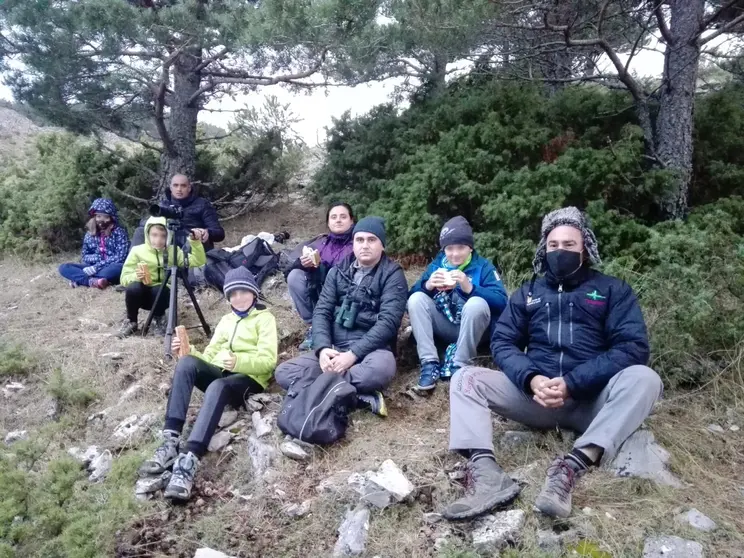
[275,216,408,417]
[132,174,225,252]
[444,207,662,521]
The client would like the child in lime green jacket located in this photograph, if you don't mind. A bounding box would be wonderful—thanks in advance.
[139,267,278,501]
[118,216,206,337]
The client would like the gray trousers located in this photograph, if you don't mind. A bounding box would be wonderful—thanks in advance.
[164,356,263,457]
[287,268,314,323]
[275,350,396,394]
[407,291,491,368]
[449,365,663,461]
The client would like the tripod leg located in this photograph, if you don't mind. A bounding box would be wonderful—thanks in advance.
[180,269,212,337]
[164,270,179,360]
[142,271,171,336]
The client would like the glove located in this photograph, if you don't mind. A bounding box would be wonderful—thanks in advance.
[83,266,97,276]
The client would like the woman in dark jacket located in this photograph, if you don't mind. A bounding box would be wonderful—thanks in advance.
[286,202,355,350]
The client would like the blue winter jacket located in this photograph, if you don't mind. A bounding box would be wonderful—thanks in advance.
[491,267,650,400]
[81,199,130,271]
[409,251,508,321]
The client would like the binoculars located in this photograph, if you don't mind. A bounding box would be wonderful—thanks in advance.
[335,297,360,329]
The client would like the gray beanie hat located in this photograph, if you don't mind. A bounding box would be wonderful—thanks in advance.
[353,216,386,247]
[223,267,260,300]
[532,206,601,274]
[439,216,474,249]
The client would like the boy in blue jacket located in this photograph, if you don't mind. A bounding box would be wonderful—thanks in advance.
[408,216,507,391]
[443,207,662,522]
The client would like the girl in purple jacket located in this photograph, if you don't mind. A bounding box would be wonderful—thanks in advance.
[286,203,355,350]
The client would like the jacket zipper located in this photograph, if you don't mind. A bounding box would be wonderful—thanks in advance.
[545,302,551,339]
[558,283,564,376]
[299,381,347,441]
[228,317,245,352]
[569,302,574,345]
[156,252,161,283]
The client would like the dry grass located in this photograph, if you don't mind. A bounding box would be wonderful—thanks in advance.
[1,203,744,557]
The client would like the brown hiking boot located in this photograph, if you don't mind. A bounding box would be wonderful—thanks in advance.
[442,457,521,520]
[534,456,584,519]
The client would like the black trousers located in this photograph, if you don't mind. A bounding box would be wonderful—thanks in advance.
[164,356,263,458]
[125,282,170,323]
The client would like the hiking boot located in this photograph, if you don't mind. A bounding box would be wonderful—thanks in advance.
[89,278,110,289]
[139,434,180,476]
[442,457,522,520]
[152,315,167,336]
[118,321,138,338]
[298,326,313,351]
[415,361,440,391]
[164,452,199,501]
[534,456,583,519]
[357,392,387,417]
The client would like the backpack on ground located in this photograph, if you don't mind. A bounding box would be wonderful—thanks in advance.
[204,237,279,292]
[277,372,358,445]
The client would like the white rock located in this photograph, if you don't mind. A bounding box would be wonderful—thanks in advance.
[5,430,28,444]
[252,411,273,438]
[135,471,172,494]
[730,425,740,432]
[208,431,232,453]
[218,409,239,428]
[333,506,370,557]
[112,414,157,440]
[365,460,415,502]
[285,499,313,518]
[118,384,142,403]
[675,508,717,532]
[707,423,725,434]
[194,549,236,558]
[471,510,525,552]
[280,441,310,462]
[423,513,443,524]
[101,352,123,361]
[87,409,109,422]
[68,445,100,466]
[609,430,682,487]
[247,434,276,478]
[642,535,704,558]
[4,382,25,393]
[88,450,113,482]
[500,430,537,449]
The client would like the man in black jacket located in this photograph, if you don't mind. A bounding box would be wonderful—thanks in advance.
[443,207,662,521]
[275,216,408,416]
[132,174,225,252]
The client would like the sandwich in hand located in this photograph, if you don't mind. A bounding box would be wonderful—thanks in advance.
[302,245,321,267]
[138,262,152,286]
[175,325,190,358]
[439,269,457,288]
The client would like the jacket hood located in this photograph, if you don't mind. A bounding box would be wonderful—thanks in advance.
[144,216,169,249]
[88,198,118,222]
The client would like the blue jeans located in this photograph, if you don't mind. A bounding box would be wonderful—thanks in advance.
[58,262,123,287]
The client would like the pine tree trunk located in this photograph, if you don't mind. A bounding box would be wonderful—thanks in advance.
[655,0,705,219]
[157,51,200,198]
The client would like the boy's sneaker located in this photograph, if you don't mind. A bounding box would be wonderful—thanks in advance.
[357,392,387,417]
[152,315,167,336]
[88,278,109,289]
[164,452,199,501]
[298,326,313,351]
[415,361,440,391]
[69,281,78,289]
[118,321,138,338]
[139,434,180,476]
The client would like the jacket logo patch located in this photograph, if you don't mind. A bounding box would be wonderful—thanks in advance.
[494,270,501,281]
[586,290,606,306]
[526,296,541,306]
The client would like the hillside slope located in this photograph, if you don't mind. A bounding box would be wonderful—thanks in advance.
[1,201,743,558]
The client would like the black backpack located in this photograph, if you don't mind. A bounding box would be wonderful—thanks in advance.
[277,372,358,445]
[204,238,279,292]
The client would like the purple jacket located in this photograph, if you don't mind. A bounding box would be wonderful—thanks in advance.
[309,230,354,267]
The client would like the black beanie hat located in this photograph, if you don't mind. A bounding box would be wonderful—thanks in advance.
[439,216,474,249]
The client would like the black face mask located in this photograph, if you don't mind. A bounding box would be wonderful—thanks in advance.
[545,249,583,281]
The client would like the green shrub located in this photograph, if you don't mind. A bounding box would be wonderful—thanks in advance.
[47,369,97,411]
[0,344,35,377]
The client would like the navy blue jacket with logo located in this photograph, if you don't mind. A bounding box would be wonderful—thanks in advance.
[491,267,650,400]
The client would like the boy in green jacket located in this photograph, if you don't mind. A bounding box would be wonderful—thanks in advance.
[139,267,278,501]
[118,216,206,337]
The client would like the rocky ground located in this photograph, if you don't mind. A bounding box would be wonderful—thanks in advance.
[1,199,744,558]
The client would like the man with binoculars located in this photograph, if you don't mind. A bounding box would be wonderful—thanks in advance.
[275,216,408,416]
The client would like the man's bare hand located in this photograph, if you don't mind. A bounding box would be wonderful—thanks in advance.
[319,348,340,372]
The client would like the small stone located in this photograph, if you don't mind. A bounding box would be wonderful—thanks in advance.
[118,383,142,403]
[68,445,101,466]
[285,499,313,518]
[208,431,232,452]
[537,529,562,552]
[333,506,370,557]
[448,470,466,482]
[4,382,25,393]
[317,470,353,494]
[101,352,123,361]
[675,508,717,532]
[642,535,704,558]
[87,409,108,422]
[5,430,28,444]
[609,430,681,487]
[499,430,536,449]
[280,441,310,462]
[435,428,446,434]
[582,507,593,515]
[135,471,171,494]
[218,409,239,428]
[88,450,113,482]
[365,459,415,502]
[423,512,443,524]
[252,411,272,438]
[112,414,157,441]
[730,425,740,432]
[707,423,725,433]
[360,489,392,509]
[158,382,170,395]
[194,549,236,558]
[196,498,205,507]
[247,434,276,478]
[471,510,525,552]
[246,399,264,412]
[605,512,616,520]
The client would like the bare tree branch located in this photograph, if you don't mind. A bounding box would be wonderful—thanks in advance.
[698,12,744,45]
[702,0,742,28]
[653,2,675,45]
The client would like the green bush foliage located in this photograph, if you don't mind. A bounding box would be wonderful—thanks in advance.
[0,343,35,377]
[314,78,744,387]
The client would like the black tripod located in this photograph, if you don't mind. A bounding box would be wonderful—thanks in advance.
[142,220,211,358]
